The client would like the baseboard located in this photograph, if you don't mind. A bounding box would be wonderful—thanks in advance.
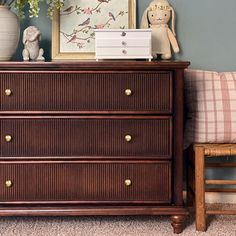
[183,191,236,204]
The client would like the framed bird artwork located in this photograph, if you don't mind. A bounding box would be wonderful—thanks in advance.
[52,0,136,60]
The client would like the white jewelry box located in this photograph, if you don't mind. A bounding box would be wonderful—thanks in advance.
[94,29,153,61]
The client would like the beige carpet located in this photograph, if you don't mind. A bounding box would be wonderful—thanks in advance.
[0,207,235,236]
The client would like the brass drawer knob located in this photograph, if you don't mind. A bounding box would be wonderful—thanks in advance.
[125,179,132,187]
[125,135,132,142]
[5,180,12,188]
[5,89,12,96]
[5,135,12,142]
[125,89,132,96]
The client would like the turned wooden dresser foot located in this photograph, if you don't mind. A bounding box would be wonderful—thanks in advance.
[170,215,186,234]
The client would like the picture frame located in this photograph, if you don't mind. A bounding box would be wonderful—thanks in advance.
[52,0,136,60]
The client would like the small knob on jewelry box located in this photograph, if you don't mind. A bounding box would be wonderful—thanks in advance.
[121,31,126,37]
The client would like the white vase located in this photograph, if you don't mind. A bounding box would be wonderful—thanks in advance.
[0,6,20,61]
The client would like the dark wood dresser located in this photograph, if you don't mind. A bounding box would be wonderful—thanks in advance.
[0,61,189,233]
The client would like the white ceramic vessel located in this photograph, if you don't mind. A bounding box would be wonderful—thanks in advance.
[95,29,153,61]
[0,6,20,61]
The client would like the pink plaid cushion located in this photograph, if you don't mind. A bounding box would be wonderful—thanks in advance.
[184,69,236,148]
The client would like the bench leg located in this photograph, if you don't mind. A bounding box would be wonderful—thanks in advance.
[195,146,206,231]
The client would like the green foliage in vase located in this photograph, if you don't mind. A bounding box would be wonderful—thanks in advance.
[0,0,64,18]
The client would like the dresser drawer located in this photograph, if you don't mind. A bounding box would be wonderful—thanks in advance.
[0,161,171,203]
[0,72,172,113]
[0,117,172,158]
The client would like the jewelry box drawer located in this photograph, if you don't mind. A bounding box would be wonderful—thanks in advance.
[94,29,152,39]
[0,72,172,113]
[96,38,151,48]
[0,117,172,158]
[0,161,171,203]
[96,47,151,56]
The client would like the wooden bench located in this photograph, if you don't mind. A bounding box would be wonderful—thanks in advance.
[187,144,236,231]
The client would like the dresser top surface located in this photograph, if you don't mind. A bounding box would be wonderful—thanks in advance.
[0,61,190,71]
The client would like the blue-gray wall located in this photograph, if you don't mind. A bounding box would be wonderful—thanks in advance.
[15,0,236,72]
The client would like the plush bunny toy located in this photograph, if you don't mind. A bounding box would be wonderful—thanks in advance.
[141,0,180,59]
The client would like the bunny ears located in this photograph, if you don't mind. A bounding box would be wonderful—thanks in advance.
[140,0,176,36]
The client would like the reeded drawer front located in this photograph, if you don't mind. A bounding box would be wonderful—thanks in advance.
[0,72,172,113]
[0,117,172,158]
[0,161,171,203]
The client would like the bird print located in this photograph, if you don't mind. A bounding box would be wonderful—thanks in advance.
[63,6,74,13]
[83,7,93,15]
[67,34,77,43]
[109,12,115,21]
[78,18,90,26]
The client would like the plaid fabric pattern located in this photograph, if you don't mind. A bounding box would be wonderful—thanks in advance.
[184,69,236,148]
